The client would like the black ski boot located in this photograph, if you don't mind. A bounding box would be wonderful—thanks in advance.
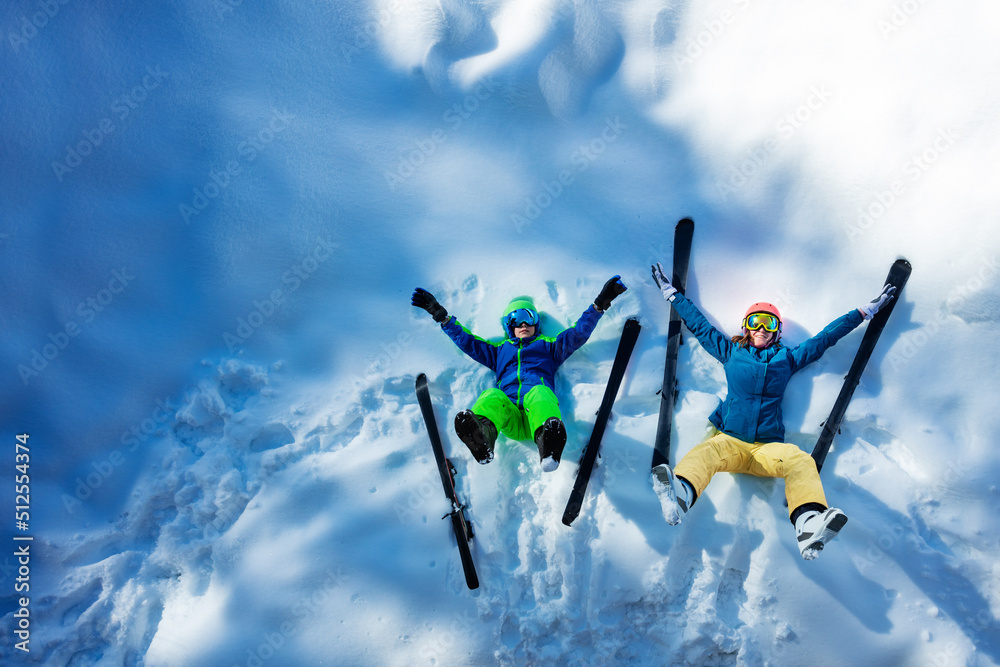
[534,417,567,472]
[454,410,497,464]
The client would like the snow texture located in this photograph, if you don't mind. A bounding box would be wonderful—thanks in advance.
[2,0,1000,665]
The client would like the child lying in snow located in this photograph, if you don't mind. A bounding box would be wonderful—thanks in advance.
[411,276,627,471]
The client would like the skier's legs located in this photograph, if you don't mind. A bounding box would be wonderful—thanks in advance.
[522,385,562,437]
[471,389,531,441]
[673,432,754,498]
[745,441,828,518]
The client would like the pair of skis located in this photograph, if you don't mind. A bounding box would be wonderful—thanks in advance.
[649,219,913,504]
[415,315,643,588]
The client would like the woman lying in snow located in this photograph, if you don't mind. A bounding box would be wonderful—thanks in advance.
[411,277,627,471]
[649,262,895,560]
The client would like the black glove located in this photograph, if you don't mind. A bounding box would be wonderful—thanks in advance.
[594,275,627,311]
[411,288,449,323]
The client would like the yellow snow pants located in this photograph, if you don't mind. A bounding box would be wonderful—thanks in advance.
[673,430,828,518]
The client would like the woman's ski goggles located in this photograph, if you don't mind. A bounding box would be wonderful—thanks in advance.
[743,312,781,332]
[506,308,539,329]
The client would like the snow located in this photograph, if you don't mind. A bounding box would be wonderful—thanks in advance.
[2,0,1000,665]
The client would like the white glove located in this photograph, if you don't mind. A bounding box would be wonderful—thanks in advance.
[651,263,677,302]
[859,283,896,320]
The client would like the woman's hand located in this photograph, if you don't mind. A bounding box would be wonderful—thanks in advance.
[859,283,896,320]
[651,263,677,302]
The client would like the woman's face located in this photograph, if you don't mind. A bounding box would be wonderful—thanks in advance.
[749,327,775,349]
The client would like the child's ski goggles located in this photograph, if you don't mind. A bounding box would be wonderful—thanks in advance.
[743,312,781,332]
[506,308,539,328]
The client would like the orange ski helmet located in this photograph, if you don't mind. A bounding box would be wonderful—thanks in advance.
[742,302,782,341]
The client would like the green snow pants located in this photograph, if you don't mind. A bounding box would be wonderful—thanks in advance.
[471,385,561,443]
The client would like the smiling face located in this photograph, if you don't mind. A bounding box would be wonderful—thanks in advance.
[749,327,775,348]
[742,308,781,349]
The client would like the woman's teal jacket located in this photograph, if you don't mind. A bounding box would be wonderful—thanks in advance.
[671,293,863,443]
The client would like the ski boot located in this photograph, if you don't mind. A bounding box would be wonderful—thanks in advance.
[534,417,567,472]
[795,507,848,560]
[651,464,694,525]
[454,410,497,464]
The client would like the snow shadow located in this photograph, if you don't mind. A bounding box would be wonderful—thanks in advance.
[837,482,1000,662]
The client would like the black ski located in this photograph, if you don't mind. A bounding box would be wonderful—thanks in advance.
[562,317,641,526]
[651,218,694,482]
[811,258,912,472]
[415,373,479,590]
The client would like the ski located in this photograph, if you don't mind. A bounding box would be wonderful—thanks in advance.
[651,218,694,486]
[811,258,912,472]
[562,317,641,526]
[415,373,479,590]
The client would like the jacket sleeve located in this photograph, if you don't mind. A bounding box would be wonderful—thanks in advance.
[440,316,500,370]
[551,305,603,364]
[669,293,732,363]
[788,309,864,370]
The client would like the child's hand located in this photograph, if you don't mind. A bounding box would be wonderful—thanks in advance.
[412,288,449,322]
[595,275,627,311]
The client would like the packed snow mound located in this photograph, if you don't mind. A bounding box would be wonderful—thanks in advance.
[3,0,1000,665]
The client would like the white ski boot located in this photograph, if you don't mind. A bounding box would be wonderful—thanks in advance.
[651,464,693,525]
[795,508,848,560]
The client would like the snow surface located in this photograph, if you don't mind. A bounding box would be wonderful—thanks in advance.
[2,0,1000,665]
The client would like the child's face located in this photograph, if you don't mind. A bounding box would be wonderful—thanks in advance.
[514,323,536,339]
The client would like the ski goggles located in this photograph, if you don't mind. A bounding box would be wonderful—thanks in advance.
[743,312,781,332]
[506,308,539,329]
